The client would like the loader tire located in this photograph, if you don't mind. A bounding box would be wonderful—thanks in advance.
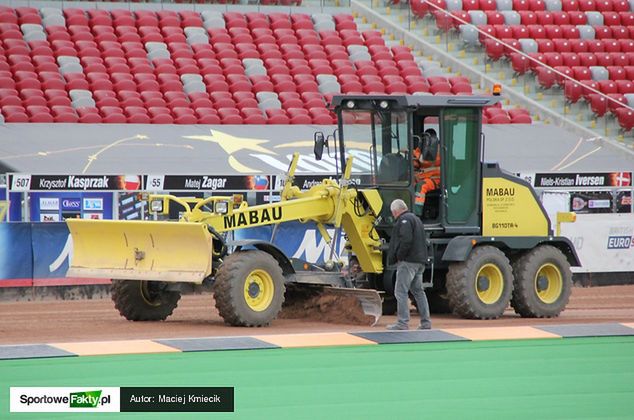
[382,297,397,315]
[446,246,513,319]
[213,250,285,327]
[410,291,451,314]
[111,280,180,321]
[426,290,452,314]
[511,245,572,318]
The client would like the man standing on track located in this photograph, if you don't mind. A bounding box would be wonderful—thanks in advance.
[386,199,432,330]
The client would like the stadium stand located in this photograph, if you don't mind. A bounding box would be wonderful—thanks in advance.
[0,5,528,124]
[405,0,634,133]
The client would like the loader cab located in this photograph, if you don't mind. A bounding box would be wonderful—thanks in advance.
[329,95,499,237]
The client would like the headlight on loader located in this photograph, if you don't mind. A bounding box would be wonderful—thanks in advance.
[215,201,229,214]
[150,199,163,213]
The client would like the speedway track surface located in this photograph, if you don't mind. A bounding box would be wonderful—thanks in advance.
[1,285,633,345]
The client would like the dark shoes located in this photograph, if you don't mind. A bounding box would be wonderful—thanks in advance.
[418,323,432,330]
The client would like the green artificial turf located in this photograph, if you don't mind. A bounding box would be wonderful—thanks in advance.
[1,336,633,419]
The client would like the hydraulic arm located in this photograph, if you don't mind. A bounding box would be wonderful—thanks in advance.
[67,154,384,284]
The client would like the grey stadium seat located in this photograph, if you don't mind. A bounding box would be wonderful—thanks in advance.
[147,49,170,60]
[245,66,267,76]
[21,24,45,34]
[495,0,513,11]
[243,58,264,68]
[544,0,562,10]
[183,81,207,94]
[57,55,80,66]
[41,15,65,27]
[201,10,223,21]
[312,13,332,23]
[577,25,595,40]
[585,11,603,26]
[446,0,463,10]
[519,38,538,54]
[589,66,609,81]
[69,89,93,101]
[40,7,63,17]
[181,73,203,84]
[203,18,226,30]
[145,42,168,52]
[459,25,480,46]
[501,11,521,25]
[184,27,206,38]
[23,31,47,42]
[349,50,372,61]
[468,11,487,26]
[318,81,341,94]
[316,74,338,84]
[71,97,96,109]
[314,20,335,32]
[256,91,279,102]
[59,62,83,74]
[258,98,283,110]
[186,34,209,45]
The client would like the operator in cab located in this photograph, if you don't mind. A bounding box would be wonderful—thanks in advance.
[413,128,441,216]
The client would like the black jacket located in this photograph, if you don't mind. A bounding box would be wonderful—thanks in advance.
[387,211,428,265]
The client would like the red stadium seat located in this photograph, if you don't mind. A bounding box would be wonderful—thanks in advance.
[614,107,634,131]
[564,80,584,103]
[588,94,608,116]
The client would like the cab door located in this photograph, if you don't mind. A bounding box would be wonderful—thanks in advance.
[440,107,481,234]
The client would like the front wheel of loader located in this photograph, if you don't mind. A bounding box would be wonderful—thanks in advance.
[446,246,514,319]
[511,245,572,318]
[213,250,285,327]
[112,280,181,321]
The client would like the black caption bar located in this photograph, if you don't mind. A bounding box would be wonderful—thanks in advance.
[120,387,234,412]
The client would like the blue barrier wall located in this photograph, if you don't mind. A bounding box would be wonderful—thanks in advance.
[0,221,344,285]
[0,190,23,222]
[0,223,33,283]
[31,223,72,279]
[234,221,345,264]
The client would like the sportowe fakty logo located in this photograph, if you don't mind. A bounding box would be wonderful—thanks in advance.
[19,390,109,408]
[11,387,120,412]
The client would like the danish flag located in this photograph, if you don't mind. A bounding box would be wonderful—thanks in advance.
[613,172,631,187]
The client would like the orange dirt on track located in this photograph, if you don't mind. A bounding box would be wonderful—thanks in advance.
[1,285,634,345]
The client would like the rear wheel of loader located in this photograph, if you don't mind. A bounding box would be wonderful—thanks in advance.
[111,280,181,321]
[213,250,285,327]
[511,245,572,318]
[446,246,513,319]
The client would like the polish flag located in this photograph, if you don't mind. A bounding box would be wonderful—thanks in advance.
[122,175,141,190]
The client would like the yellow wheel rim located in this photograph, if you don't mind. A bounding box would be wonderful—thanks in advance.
[140,281,161,307]
[243,269,274,312]
[475,264,504,305]
[534,263,563,304]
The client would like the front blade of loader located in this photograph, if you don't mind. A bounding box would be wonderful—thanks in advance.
[67,219,213,283]
[321,287,383,326]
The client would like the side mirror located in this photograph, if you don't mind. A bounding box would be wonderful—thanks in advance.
[314,131,326,160]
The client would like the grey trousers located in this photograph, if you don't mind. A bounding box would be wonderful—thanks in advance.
[394,261,432,328]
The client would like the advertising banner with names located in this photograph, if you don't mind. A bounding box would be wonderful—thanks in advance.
[144,175,270,191]
[8,175,143,191]
[519,172,632,188]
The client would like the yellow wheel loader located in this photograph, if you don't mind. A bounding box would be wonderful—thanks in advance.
[67,95,580,326]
